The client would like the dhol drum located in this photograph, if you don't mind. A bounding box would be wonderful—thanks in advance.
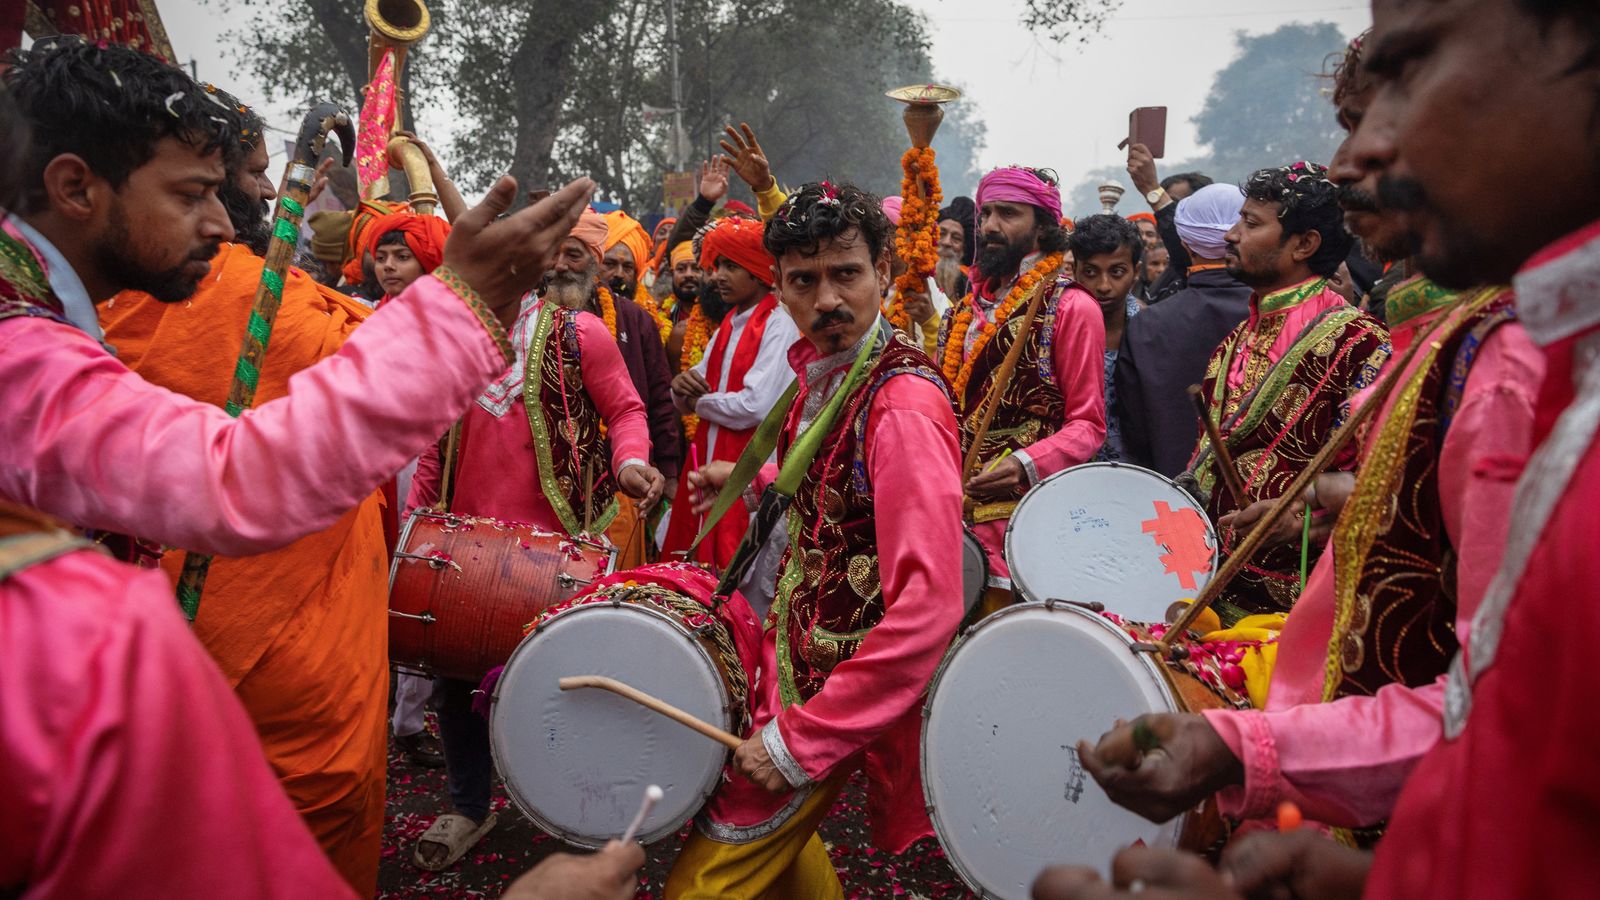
[491,572,751,848]
[388,511,615,681]
[922,601,1251,900]
[962,528,989,618]
[1005,462,1218,621]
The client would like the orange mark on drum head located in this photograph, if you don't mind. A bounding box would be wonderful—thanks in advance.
[1140,501,1214,591]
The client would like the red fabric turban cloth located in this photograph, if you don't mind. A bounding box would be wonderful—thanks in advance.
[698,216,775,286]
[365,212,452,275]
[342,198,410,285]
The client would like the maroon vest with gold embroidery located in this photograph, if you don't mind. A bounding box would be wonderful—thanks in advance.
[528,307,617,533]
[775,334,950,704]
[937,278,1069,521]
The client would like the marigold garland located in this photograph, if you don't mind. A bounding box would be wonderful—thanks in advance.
[889,146,942,332]
[633,282,673,344]
[942,252,1066,401]
[595,284,619,339]
[679,305,713,439]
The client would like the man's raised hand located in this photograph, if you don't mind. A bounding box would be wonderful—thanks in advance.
[719,122,775,193]
[442,175,594,323]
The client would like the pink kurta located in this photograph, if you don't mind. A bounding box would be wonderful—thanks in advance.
[1223,278,1351,392]
[1200,304,1542,827]
[406,303,650,529]
[703,335,965,853]
[0,549,353,899]
[971,284,1106,582]
[0,275,508,556]
[1368,219,1600,899]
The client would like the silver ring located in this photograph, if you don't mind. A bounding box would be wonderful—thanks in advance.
[1129,879,1146,894]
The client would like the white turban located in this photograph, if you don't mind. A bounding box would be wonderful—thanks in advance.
[1174,183,1244,260]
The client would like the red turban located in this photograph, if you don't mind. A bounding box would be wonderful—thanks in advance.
[603,210,653,270]
[1127,212,1157,226]
[722,200,756,219]
[699,216,774,286]
[342,199,410,285]
[365,211,452,275]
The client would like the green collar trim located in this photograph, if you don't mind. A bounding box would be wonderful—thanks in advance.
[1384,275,1459,328]
[1257,277,1329,317]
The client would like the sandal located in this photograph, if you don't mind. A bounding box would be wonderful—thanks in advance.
[412,812,497,872]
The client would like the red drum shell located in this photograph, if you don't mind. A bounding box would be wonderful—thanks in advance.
[388,511,615,681]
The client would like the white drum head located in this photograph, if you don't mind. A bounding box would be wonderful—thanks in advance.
[922,603,1183,899]
[490,603,731,847]
[1005,462,1217,621]
[962,530,989,612]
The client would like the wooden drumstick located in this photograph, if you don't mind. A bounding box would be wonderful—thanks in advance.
[559,675,743,749]
[1189,384,1249,510]
[1152,326,1434,656]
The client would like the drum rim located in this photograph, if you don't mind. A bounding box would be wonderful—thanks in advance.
[920,600,1184,898]
[488,599,735,849]
[1002,461,1218,606]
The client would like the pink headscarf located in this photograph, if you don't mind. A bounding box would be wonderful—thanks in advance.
[881,195,903,226]
[974,166,1063,234]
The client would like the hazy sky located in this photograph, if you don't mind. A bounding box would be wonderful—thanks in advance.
[153,0,1371,193]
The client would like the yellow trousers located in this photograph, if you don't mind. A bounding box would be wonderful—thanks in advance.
[664,772,850,900]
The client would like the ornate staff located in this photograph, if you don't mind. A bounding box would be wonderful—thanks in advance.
[174,104,356,622]
[885,84,960,333]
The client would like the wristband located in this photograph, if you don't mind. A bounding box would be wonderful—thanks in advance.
[433,265,514,365]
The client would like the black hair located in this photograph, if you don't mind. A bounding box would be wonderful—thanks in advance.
[3,38,230,215]
[1518,0,1600,74]
[1327,29,1372,110]
[1161,172,1214,194]
[376,230,410,251]
[765,182,893,263]
[1241,162,1354,278]
[1068,214,1144,267]
[1033,206,1071,255]
[0,88,29,211]
[199,82,266,171]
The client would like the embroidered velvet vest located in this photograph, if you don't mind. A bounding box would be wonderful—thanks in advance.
[0,225,72,327]
[1191,297,1391,619]
[773,334,949,706]
[938,278,1069,524]
[523,304,618,536]
[1324,288,1517,700]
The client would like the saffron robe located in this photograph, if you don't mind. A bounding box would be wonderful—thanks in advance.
[99,243,391,894]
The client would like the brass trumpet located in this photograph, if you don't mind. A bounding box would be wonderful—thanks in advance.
[365,0,430,83]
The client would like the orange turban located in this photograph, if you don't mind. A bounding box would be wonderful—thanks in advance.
[699,216,774,286]
[1127,212,1157,226]
[365,212,452,274]
[568,209,609,263]
[646,216,678,273]
[669,241,697,267]
[342,199,411,285]
[603,210,652,270]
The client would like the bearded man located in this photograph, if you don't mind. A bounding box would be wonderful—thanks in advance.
[405,209,664,870]
[1077,31,1542,845]
[666,182,963,900]
[934,165,1106,609]
[94,93,402,893]
[1186,163,1390,621]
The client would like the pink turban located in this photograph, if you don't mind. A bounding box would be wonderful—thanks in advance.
[568,209,610,262]
[881,195,903,226]
[974,166,1063,233]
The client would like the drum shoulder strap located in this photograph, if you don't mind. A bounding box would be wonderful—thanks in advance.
[0,531,96,581]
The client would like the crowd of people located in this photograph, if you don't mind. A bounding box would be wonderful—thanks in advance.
[2,0,1598,895]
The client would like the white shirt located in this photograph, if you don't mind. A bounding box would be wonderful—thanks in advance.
[688,299,800,457]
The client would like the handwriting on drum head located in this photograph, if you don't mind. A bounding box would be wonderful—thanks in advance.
[1069,508,1111,533]
[1140,501,1214,591]
[1062,745,1086,804]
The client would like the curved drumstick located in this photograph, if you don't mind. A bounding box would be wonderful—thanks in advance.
[558,675,742,749]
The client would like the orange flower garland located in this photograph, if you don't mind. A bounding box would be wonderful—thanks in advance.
[889,146,942,332]
[941,252,1066,401]
[679,306,713,438]
[595,284,619,339]
[633,282,673,344]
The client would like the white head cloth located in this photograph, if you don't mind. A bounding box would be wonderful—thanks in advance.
[1174,183,1244,260]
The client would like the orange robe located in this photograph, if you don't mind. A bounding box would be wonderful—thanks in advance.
[99,243,390,896]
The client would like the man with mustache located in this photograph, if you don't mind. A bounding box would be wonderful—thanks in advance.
[666,182,963,899]
[1072,30,1543,849]
[404,208,663,870]
[934,165,1107,611]
[93,92,432,893]
[664,215,801,573]
[0,39,622,896]
[1184,162,1390,619]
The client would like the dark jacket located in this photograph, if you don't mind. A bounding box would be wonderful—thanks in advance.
[1114,267,1254,477]
[613,295,682,478]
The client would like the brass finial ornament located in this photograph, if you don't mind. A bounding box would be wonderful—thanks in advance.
[886,83,962,149]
